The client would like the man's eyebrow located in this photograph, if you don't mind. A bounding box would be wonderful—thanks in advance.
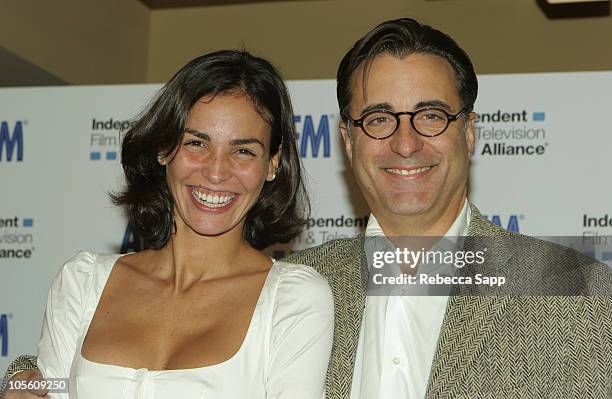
[359,100,454,115]
[230,138,265,148]
[185,128,210,140]
[415,100,452,112]
[360,102,393,116]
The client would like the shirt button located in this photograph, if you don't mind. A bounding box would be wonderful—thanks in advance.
[393,356,401,365]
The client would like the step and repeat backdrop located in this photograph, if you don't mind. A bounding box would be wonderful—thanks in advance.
[1,72,611,371]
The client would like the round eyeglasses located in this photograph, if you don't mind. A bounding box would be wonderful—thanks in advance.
[342,107,468,139]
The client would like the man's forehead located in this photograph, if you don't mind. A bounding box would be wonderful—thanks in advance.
[349,52,461,111]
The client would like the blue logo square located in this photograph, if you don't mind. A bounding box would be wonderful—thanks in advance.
[23,218,33,227]
[106,151,117,160]
[90,152,101,160]
[532,112,546,121]
[603,252,612,261]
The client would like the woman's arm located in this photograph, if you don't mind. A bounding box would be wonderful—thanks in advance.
[266,264,334,399]
[37,253,95,398]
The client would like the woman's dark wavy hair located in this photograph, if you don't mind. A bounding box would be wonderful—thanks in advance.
[337,18,478,120]
[112,50,309,250]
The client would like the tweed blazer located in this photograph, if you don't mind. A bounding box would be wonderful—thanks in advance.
[283,205,612,399]
[3,206,611,398]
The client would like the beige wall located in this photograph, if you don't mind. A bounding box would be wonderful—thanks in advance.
[147,0,612,82]
[0,0,150,84]
[1,0,610,85]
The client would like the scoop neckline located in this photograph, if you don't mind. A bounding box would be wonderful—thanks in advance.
[78,253,279,373]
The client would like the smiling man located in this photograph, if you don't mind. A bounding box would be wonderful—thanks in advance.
[335,27,478,399]
[3,17,611,399]
[340,52,473,237]
[287,17,611,399]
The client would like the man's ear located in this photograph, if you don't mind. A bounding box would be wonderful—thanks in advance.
[266,147,281,181]
[465,112,476,158]
[340,120,353,165]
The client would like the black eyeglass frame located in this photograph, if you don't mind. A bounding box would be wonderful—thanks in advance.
[342,107,468,139]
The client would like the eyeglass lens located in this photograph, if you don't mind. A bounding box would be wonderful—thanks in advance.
[362,109,450,137]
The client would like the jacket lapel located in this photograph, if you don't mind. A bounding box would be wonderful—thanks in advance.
[425,205,511,398]
[425,296,509,397]
[327,238,368,399]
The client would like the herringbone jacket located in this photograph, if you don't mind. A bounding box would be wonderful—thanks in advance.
[4,207,612,398]
[283,206,612,399]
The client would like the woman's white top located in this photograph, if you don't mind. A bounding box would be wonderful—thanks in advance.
[38,252,334,399]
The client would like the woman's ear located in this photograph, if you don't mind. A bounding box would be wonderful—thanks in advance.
[266,147,281,181]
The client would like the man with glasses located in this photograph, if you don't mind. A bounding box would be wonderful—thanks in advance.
[3,17,611,399]
[290,17,610,399]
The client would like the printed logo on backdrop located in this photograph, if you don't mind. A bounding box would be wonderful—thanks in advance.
[90,118,132,161]
[475,110,548,156]
[301,214,369,244]
[295,114,335,158]
[0,313,9,357]
[270,214,369,259]
[0,217,35,259]
[265,214,369,259]
[582,213,612,263]
[483,213,523,233]
[0,121,24,162]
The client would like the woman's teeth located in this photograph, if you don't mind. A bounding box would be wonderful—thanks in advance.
[192,189,234,208]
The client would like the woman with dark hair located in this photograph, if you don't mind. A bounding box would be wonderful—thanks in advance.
[35,50,333,398]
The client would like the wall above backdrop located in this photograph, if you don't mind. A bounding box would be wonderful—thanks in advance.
[2,1,612,86]
[0,47,66,87]
[137,0,322,8]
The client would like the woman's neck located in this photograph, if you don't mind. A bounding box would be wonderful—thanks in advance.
[152,222,254,292]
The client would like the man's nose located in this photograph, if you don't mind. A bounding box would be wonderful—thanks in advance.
[388,115,424,157]
[202,153,231,184]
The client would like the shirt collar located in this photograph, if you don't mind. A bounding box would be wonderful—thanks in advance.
[365,199,471,238]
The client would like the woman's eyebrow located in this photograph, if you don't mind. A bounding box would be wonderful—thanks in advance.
[185,128,210,141]
[231,138,265,148]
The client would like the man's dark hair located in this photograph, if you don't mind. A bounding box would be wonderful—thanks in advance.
[337,18,478,120]
[112,50,309,250]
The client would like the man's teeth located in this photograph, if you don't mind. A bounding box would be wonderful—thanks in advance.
[386,166,432,176]
[192,190,234,208]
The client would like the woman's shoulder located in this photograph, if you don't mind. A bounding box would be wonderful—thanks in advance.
[57,251,121,275]
[51,251,122,294]
[269,260,333,309]
[263,261,334,360]
[272,260,329,287]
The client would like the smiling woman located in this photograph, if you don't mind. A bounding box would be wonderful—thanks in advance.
[162,94,281,241]
[27,50,333,399]
[116,50,307,250]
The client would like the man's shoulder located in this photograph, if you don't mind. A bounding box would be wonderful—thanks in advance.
[281,237,364,279]
[468,204,611,295]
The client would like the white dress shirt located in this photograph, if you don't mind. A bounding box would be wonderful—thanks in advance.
[350,200,470,399]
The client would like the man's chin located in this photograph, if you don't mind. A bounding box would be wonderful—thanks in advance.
[384,194,435,214]
[381,200,435,219]
[365,191,437,219]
